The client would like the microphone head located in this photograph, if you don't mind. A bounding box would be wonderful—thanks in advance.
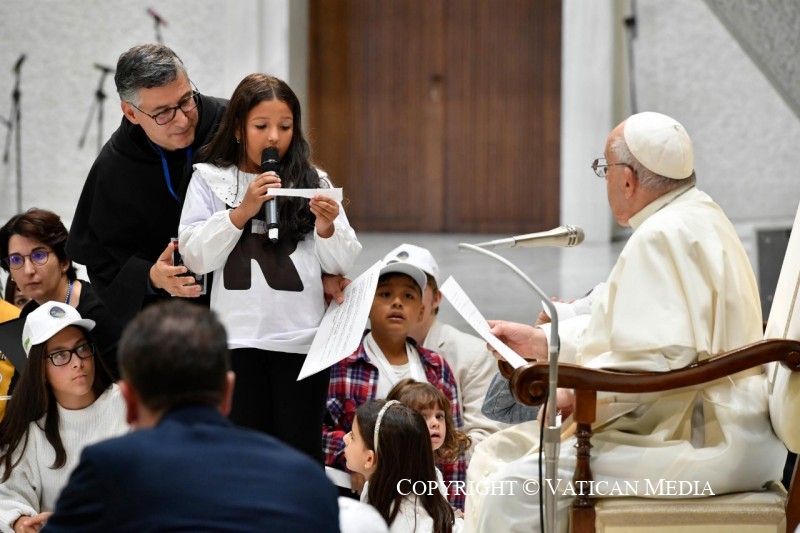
[13,54,25,73]
[93,63,115,74]
[473,225,585,250]
[261,147,280,174]
[147,8,168,25]
[566,225,585,247]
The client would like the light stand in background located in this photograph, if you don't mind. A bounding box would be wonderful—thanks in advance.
[459,242,561,533]
[2,54,25,213]
[147,8,168,44]
[78,63,114,155]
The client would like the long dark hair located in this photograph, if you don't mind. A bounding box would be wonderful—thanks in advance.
[198,73,321,244]
[356,400,454,533]
[387,378,471,463]
[0,208,77,281]
[0,327,114,482]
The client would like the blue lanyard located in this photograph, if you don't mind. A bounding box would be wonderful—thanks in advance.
[155,145,193,203]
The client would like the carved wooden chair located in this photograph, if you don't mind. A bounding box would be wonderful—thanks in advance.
[505,340,799,532]
[504,208,800,532]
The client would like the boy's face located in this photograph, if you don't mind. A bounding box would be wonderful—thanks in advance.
[369,274,425,336]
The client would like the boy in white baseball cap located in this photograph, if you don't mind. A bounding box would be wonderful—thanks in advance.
[323,252,467,509]
[381,243,510,454]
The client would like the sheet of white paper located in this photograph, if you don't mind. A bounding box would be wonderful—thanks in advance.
[297,261,382,380]
[440,276,528,369]
[325,466,352,489]
[269,188,343,201]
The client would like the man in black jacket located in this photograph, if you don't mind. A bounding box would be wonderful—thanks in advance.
[67,44,227,327]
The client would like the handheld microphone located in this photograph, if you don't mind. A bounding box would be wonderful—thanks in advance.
[147,8,168,26]
[474,225,584,250]
[261,147,280,243]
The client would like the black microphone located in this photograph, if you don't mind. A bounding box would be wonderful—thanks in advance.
[147,8,168,26]
[474,225,585,250]
[93,63,115,74]
[12,54,25,74]
[261,147,280,243]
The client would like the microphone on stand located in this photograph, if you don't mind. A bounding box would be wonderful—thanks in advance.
[93,63,115,74]
[458,242,562,533]
[147,8,168,26]
[474,225,584,250]
[12,54,25,74]
[147,8,167,43]
[261,147,280,243]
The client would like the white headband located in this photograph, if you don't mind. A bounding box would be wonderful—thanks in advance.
[374,400,400,454]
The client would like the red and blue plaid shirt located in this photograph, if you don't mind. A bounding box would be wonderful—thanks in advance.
[323,333,467,510]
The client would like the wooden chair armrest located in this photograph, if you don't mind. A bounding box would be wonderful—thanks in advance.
[508,339,800,406]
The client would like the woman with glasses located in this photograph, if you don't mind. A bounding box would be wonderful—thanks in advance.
[0,302,127,532]
[0,208,123,378]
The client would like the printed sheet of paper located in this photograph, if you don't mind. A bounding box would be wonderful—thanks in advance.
[270,188,343,202]
[440,276,528,369]
[297,261,382,380]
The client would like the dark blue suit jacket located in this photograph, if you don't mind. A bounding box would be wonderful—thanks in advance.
[44,405,340,532]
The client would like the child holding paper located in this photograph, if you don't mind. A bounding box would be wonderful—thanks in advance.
[323,260,467,510]
[178,73,361,463]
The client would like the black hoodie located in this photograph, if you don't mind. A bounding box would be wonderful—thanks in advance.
[67,93,227,327]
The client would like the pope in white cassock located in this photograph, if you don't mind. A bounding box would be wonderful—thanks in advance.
[464,112,787,532]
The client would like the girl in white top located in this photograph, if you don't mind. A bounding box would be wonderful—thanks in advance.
[179,73,360,461]
[0,302,127,533]
[344,399,460,533]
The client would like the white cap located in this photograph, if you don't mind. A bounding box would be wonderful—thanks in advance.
[624,112,694,180]
[378,261,427,293]
[22,301,95,356]
[382,243,440,287]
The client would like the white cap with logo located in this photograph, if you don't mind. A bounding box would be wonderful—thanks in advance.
[22,301,95,356]
[382,243,440,289]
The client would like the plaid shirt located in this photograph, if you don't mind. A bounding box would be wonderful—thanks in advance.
[322,334,467,510]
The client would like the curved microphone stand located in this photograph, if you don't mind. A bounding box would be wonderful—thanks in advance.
[458,242,561,533]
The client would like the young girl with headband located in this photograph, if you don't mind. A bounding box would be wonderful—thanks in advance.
[343,399,461,533]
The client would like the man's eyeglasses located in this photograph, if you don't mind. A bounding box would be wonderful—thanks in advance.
[128,90,199,126]
[591,158,633,178]
[5,249,52,270]
[47,343,96,367]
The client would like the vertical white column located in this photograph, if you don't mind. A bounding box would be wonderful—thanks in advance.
[560,0,619,244]
[221,0,292,98]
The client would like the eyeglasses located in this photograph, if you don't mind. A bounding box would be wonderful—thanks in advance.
[591,158,633,178]
[128,90,199,126]
[5,249,52,270]
[47,343,95,367]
